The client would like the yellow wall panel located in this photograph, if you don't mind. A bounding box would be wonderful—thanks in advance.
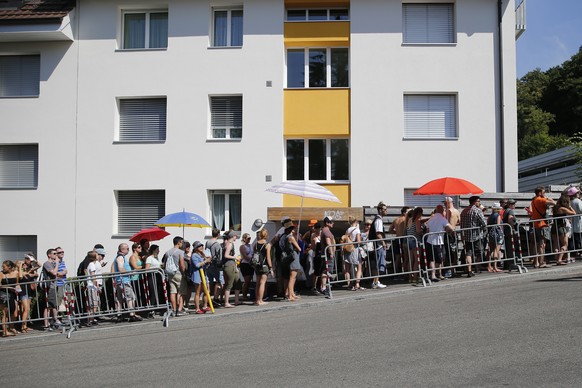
[284,21,349,47]
[283,184,350,207]
[284,89,350,136]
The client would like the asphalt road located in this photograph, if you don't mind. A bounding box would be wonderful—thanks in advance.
[1,267,581,387]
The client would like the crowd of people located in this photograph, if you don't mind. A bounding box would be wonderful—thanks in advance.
[2,185,581,337]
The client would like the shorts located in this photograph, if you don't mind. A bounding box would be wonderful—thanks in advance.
[223,264,241,291]
[312,256,326,276]
[407,236,418,250]
[87,287,100,308]
[179,274,190,295]
[239,263,254,278]
[168,273,182,294]
[343,250,360,265]
[206,266,224,285]
[46,287,58,308]
[463,240,483,260]
[116,283,136,302]
[534,227,550,242]
[425,242,444,264]
[18,290,30,301]
[56,285,65,305]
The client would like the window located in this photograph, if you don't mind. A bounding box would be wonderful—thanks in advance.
[404,95,457,139]
[0,236,36,263]
[403,3,454,44]
[118,98,167,142]
[212,8,243,47]
[286,48,349,88]
[286,9,349,21]
[116,190,165,236]
[210,191,241,232]
[122,10,168,49]
[0,55,40,97]
[286,139,349,181]
[210,96,242,139]
[0,144,38,189]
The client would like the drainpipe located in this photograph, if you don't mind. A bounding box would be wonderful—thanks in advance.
[497,0,505,192]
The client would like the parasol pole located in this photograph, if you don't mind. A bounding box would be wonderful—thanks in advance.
[297,196,304,234]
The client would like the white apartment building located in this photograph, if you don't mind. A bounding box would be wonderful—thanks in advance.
[0,0,524,268]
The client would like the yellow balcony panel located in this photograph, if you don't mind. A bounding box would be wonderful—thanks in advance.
[283,184,350,207]
[284,89,350,136]
[284,21,349,47]
[285,1,350,7]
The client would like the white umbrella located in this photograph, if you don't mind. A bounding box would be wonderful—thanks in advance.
[266,181,341,230]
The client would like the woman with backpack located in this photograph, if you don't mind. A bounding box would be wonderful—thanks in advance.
[342,216,363,290]
[239,233,254,301]
[487,203,504,273]
[253,228,273,305]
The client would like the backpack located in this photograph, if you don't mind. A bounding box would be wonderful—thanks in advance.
[341,227,356,253]
[38,267,50,290]
[164,250,179,275]
[251,243,266,269]
[209,241,223,269]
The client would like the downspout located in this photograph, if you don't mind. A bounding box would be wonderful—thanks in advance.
[497,0,505,192]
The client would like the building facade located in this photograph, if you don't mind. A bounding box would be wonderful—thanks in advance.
[0,0,522,268]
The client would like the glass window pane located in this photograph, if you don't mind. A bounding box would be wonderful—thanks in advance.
[287,49,305,88]
[230,128,242,138]
[309,49,327,88]
[286,140,304,180]
[229,194,242,231]
[331,139,349,180]
[331,48,349,87]
[124,13,145,49]
[308,9,327,21]
[212,194,225,230]
[213,10,227,46]
[330,9,349,21]
[231,10,243,46]
[287,9,306,21]
[309,139,326,180]
[213,129,226,138]
[149,12,168,48]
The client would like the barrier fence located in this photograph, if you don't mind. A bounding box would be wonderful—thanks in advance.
[0,268,170,338]
[323,214,582,298]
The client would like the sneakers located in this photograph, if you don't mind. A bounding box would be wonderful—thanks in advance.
[175,311,187,317]
[129,315,143,322]
[202,306,212,312]
[444,270,452,278]
[372,282,387,289]
[310,288,322,296]
[195,309,206,314]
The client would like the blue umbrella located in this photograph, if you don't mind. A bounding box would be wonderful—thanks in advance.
[155,209,211,237]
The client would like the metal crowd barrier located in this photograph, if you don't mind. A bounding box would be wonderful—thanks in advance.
[325,235,425,298]
[65,268,171,337]
[0,267,170,339]
[515,213,582,268]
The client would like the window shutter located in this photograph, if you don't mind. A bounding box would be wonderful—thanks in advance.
[211,96,242,129]
[117,190,165,235]
[0,55,40,97]
[404,95,456,139]
[0,236,37,262]
[119,98,166,141]
[404,189,445,209]
[403,4,454,44]
[0,144,38,188]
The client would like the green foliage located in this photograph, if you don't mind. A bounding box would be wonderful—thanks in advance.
[517,46,582,160]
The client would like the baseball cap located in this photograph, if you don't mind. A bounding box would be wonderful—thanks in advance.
[192,241,204,250]
[323,216,333,223]
[308,219,318,227]
[567,187,579,196]
[444,196,453,203]
[95,248,106,256]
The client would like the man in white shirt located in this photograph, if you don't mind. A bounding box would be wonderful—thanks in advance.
[568,187,582,260]
[425,205,454,281]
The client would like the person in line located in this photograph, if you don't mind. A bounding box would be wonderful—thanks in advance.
[253,228,273,305]
[162,236,186,316]
[18,253,39,333]
[222,231,241,308]
[0,260,21,336]
[368,203,389,289]
[128,243,145,311]
[567,187,582,261]
[502,199,518,271]
[205,228,224,306]
[239,233,254,301]
[405,207,424,283]
[342,216,363,290]
[85,251,100,326]
[530,187,555,268]
[443,197,460,278]
[145,244,165,311]
[279,220,302,301]
[189,241,212,314]
[551,193,575,266]
[388,206,410,277]
[180,241,193,313]
[425,205,454,281]
[113,243,142,322]
[487,203,504,273]
[42,248,61,330]
[308,222,324,295]
[54,247,68,314]
[460,196,487,277]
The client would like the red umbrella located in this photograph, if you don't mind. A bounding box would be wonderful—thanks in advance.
[413,177,484,196]
[130,227,170,243]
